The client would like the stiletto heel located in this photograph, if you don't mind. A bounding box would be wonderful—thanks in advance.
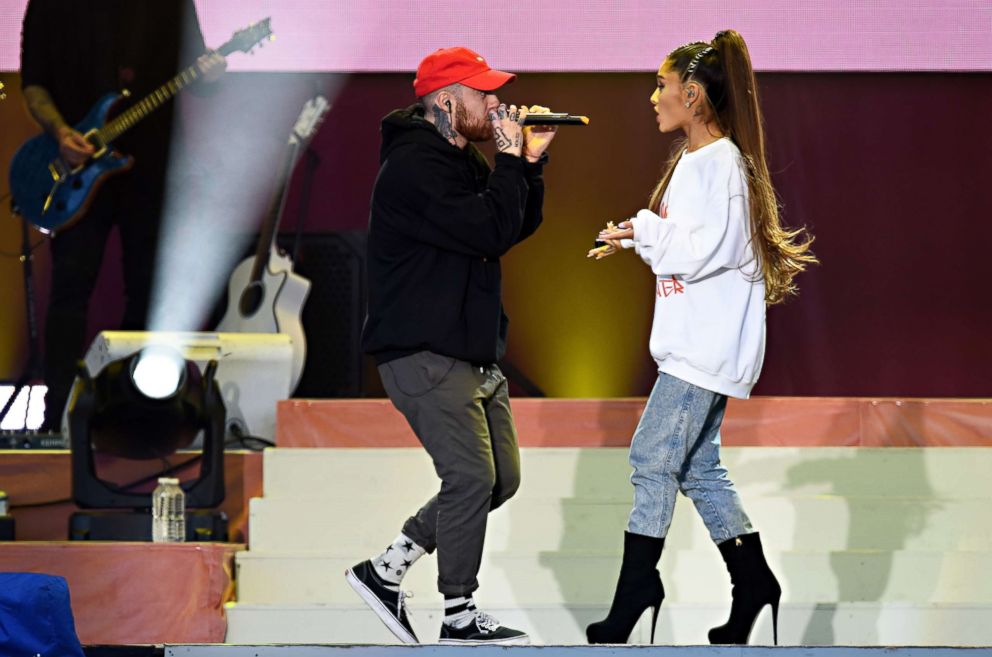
[649,602,661,643]
[771,597,779,646]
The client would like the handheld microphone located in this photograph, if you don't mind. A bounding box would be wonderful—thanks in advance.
[523,113,590,126]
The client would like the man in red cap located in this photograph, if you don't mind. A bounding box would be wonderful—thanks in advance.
[346,46,558,645]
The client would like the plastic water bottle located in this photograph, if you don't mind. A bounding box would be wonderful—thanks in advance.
[152,478,185,542]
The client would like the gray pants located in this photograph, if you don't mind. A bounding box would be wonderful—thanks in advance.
[378,351,521,596]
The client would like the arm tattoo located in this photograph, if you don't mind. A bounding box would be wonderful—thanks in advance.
[24,85,68,136]
[432,105,459,144]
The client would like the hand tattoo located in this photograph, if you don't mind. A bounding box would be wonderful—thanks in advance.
[494,127,511,151]
[432,105,458,144]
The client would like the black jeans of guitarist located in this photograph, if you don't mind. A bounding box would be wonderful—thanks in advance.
[41,173,164,431]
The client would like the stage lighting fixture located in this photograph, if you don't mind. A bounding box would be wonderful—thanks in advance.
[70,331,294,442]
[68,345,226,511]
[131,347,185,400]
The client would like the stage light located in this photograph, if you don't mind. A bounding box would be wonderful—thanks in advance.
[77,331,294,442]
[65,330,291,540]
[68,344,226,513]
[130,347,185,400]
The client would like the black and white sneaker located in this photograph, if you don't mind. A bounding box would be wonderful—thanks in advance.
[439,611,530,645]
[345,560,418,643]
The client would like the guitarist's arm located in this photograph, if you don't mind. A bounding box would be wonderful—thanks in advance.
[20,0,92,166]
[23,85,94,167]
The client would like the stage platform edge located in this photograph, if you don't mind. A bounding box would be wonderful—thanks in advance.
[164,644,992,656]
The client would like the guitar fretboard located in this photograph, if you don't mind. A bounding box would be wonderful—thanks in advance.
[96,64,202,143]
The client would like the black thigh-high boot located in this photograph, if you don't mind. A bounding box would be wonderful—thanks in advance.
[586,531,665,644]
[708,532,781,645]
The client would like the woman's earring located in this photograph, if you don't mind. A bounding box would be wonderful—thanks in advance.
[684,101,691,108]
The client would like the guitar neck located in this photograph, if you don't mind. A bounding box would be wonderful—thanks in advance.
[249,140,303,283]
[247,95,329,283]
[96,64,202,144]
[88,18,272,147]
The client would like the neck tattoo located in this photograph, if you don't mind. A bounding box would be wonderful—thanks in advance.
[432,106,459,145]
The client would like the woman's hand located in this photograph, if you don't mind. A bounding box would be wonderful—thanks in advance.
[598,220,633,241]
[587,238,623,260]
[587,220,633,259]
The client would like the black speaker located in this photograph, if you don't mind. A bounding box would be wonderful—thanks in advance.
[83,647,164,657]
[275,230,368,398]
[68,510,228,541]
[0,514,14,541]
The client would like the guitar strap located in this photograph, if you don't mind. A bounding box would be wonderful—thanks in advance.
[113,0,147,90]
[112,1,188,93]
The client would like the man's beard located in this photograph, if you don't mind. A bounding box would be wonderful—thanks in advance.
[455,103,493,142]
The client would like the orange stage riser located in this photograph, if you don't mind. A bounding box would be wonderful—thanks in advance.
[277,397,992,449]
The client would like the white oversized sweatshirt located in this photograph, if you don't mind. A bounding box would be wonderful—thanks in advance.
[625,137,765,398]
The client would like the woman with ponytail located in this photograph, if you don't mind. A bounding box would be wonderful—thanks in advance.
[585,30,816,645]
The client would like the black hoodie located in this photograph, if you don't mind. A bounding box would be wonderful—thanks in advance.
[361,105,546,365]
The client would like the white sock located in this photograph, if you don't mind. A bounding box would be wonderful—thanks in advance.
[443,594,477,628]
[372,533,426,588]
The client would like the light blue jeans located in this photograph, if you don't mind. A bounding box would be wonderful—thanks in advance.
[627,372,753,543]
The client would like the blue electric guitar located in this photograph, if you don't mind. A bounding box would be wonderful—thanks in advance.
[8,19,272,235]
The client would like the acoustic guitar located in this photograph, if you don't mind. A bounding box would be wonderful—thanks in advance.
[216,95,330,393]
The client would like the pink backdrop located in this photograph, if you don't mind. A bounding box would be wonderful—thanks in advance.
[1,0,991,73]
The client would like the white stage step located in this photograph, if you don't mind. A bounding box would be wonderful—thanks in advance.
[227,446,992,646]
[247,495,992,553]
[260,448,992,502]
[235,550,992,605]
[224,601,992,646]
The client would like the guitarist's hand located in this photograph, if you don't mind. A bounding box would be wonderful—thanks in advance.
[57,126,95,168]
[197,51,227,83]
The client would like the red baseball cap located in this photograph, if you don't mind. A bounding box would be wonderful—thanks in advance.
[413,46,516,97]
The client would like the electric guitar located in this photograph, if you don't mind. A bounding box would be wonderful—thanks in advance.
[8,19,273,234]
[216,95,331,393]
